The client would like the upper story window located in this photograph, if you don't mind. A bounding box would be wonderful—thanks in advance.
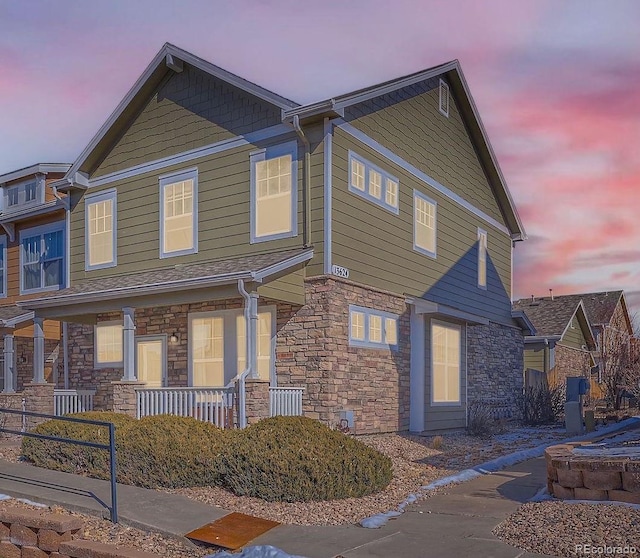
[4,177,44,211]
[413,190,437,258]
[85,189,117,270]
[478,228,487,289]
[159,168,198,258]
[349,305,399,350]
[348,151,399,214]
[439,79,450,117]
[20,222,64,294]
[0,235,6,299]
[250,141,298,243]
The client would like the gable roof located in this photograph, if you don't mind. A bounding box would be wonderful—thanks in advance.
[0,163,70,185]
[56,45,524,240]
[512,296,596,349]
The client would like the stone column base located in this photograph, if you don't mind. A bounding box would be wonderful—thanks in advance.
[109,381,146,418]
[243,379,270,426]
[0,392,25,431]
[23,382,55,430]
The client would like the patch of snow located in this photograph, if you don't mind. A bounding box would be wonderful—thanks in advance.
[0,494,11,501]
[0,494,48,508]
[529,486,552,503]
[359,417,640,529]
[208,545,310,558]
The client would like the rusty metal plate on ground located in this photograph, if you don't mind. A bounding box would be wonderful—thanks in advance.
[185,512,280,550]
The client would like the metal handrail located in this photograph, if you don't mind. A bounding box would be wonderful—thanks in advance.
[0,407,118,523]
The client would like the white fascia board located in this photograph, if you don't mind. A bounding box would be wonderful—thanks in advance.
[20,270,255,310]
[0,164,71,185]
[2,311,35,328]
[253,249,314,282]
[406,297,489,325]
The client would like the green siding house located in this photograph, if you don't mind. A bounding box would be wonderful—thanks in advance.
[21,43,527,433]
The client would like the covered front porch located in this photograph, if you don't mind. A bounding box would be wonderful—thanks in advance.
[16,249,311,428]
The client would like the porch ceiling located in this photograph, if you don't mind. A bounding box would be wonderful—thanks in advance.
[20,248,313,320]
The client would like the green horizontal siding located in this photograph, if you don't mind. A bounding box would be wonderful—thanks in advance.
[331,128,513,324]
[524,348,545,372]
[561,316,588,350]
[344,77,506,226]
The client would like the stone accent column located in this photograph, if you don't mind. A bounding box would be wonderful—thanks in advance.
[0,393,24,430]
[122,307,136,381]
[3,333,15,393]
[243,379,270,425]
[23,382,54,430]
[33,317,45,384]
[109,381,145,418]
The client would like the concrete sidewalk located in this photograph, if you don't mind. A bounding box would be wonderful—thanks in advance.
[0,451,555,558]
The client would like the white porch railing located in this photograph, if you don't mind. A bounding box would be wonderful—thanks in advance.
[53,389,96,416]
[269,386,304,417]
[135,387,235,429]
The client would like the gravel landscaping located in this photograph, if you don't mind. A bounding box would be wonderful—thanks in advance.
[493,501,640,556]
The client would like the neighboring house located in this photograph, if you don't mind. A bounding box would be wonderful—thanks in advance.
[0,163,71,393]
[17,43,527,433]
[513,296,597,389]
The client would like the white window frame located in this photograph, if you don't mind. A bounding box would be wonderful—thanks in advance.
[413,190,437,258]
[348,151,400,214]
[135,334,168,386]
[94,321,124,369]
[85,188,117,271]
[250,141,298,244]
[0,235,6,299]
[431,320,462,406]
[188,306,277,386]
[348,305,399,350]
[19,221,65,295]
[439,79,450,117]
[159,167,198,259]
[3,176,45,211]
[477,228,487,289]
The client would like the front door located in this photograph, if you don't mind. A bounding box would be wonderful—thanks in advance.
[135,336,166,387]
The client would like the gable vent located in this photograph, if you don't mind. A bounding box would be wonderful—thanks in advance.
[439,79,450,117]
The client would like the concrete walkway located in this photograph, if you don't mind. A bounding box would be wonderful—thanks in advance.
[0,450,556,558]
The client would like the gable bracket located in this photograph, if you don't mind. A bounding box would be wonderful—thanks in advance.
[166,54,183,73]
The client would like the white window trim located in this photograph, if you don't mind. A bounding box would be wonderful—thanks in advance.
[135,334,168,386]
[413,190,437,258]
[85,188,117,271]
[430,320,462,407]
[250,141,298,244]
[3,175,45,212]
[159,167,198,259]
[348,151,400,214]
[0,235,6,299]
[348,304,399,350]
[94,320,124,369]
[19,221,65,295]
[439,79,450,117]
[188,306,277,386]
[477,227,487,290]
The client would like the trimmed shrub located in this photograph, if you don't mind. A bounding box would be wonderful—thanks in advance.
[219,416,392,502]
[21,412,135,479]
[117,415,227,488]
[22,412,226,488]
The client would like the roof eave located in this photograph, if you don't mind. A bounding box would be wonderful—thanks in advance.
[0,164,71,185]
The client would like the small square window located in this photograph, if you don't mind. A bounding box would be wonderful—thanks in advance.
[351,158,366,191]
[385,317,397,345]
[348,151,399,214]
[349,305,399,350]
[369,314,382,343]
[385,179,398,208]
[369,170,382,199]
[351,311,365,341]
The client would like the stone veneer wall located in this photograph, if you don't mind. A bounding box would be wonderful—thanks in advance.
[466,322,524,417]
[551,344,592,387]
[275,277,410,434]
[0,337,61,392]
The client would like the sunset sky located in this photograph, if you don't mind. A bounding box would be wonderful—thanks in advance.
[1,0,639,312]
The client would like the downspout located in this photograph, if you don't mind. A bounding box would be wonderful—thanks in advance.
[53,184,71,389]
[291,115,312,248]
[237,279,257,428]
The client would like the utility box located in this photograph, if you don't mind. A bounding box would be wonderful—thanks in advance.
[565,376,589,435]
[566,376,589,401]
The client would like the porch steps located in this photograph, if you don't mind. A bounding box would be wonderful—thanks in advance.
[185,512,280,550]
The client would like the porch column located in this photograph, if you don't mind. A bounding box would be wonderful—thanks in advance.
[249,292,259,379]
[3,333,15,393]
[409,306,425,433]
[122,307,136,381]
[33,317,45,383]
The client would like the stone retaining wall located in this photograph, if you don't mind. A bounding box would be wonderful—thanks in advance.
[545,443,640,504]
[0,507,156,558]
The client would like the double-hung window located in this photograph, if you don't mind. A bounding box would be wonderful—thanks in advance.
[477,228,487,288]
[20,223,64,294]
[85,189,117,270]
[348,152,399,213]
[4,178,43,210]
[349,305,399,350]
[159,168,198,258]
[431,321,461,405]
[95,322,123,367]
[414,190,437,257]
[250,142,298,243]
